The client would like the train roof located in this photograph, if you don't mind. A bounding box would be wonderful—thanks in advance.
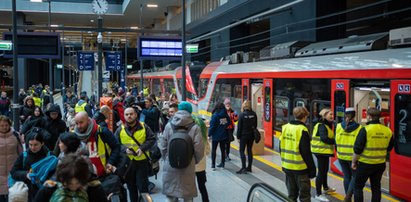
[128,70,174,79]
[214,47,411,75]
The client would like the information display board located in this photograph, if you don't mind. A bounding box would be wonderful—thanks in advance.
[3,32,60,59]
[77,51,95,71]
[105,51,122,71]
[138,37,182,60]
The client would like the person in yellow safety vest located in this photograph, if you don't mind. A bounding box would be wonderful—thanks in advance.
[114,107,156,202]
[280,107,316,202]
[32,92,42,107]
[143,87,149,97]
[75,94,93,117]
[352,108,393,202]
[311,108,336,202]
[335,107,362,202]
[72,111,121,178]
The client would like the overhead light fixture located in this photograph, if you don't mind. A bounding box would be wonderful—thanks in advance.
[50,24,60,27]
[130,26,139,30]
[147,4,158,8]
[30,0,43,2]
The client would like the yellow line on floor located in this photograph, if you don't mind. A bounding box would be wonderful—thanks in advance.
[258,146,400,202]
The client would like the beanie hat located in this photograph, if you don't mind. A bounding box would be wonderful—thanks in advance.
[224,98,231,105]
[178,101,193,114]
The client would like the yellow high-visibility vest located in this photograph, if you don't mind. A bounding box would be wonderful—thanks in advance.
[335,123,362,161]
[75,102,87,113]
[359,124,392,164]
[119,124,149,161]
[32,97,42,107]
[311,123,334,155]
[280,123,308,171]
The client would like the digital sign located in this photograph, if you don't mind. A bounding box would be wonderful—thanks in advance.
[3,32,60,59]
[138,37,182,60]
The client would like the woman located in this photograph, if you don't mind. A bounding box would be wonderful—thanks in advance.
[311,108,336,202]
[57,132,81,161]
[0,116,22,202]
[335,108,361,202]
[10,131,51,201]
[22,106,44,128]
[236,100,257,174]
[208,103,231,170]
[33,154,106,202]
[20,96,35,125]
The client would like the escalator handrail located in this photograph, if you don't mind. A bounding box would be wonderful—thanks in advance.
[247,182,291,202]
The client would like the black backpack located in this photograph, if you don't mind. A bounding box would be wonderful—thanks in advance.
[168,122,195,169]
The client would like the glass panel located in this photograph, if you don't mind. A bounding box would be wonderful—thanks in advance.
[247,183,289,202]
[274,96,290,130]
[164,79,175,95]
[264,86,271,121]
[152,79,162,97]
[199,78,209,98]
[394,94,411,157]
[309,100,331,132]
[243,85,248,100]
[207,79,241,113]
[334,91,346,123]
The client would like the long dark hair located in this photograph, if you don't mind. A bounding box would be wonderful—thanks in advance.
[212,102,225,114]
[59,132,81,154]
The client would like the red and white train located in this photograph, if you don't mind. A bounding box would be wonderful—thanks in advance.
[128,29,411,201]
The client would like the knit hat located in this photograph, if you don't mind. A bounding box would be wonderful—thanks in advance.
[178,101,193,114]
[224,98,231,105]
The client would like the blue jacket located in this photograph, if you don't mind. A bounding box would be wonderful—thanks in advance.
[208,108,231,142]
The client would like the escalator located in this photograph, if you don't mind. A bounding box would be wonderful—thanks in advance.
[247,183,290,202]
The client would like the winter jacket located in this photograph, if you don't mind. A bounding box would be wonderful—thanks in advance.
[142,105,161,133]
[63,95,77,111]
[10,146,51,200]
[0,128,21,195]
[21,104,67,151]
[0,97,10,116]
[20,97,36,124]
[93,111,108,129]
[208,108,231,142]
[236,109,257,140]
[160,110,205,199]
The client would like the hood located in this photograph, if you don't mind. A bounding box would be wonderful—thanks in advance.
[171,110,194,127]
[45,104,63,120]
[93,111,106,124]
[24,96,35,107]
[215,108,227,117]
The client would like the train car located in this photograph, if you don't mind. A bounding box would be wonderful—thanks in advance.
[196,37,411,200]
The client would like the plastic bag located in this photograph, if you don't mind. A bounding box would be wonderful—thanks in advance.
[8,181,28,202]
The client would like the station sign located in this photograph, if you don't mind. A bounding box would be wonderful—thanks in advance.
[0,40,12,51]
[77,51,95,71]
[105,51,122,71]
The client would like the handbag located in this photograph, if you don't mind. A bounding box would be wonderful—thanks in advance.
[253,127,261,143]
[8,181,28,202]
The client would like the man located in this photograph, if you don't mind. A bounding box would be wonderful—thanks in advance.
[115,107,156,202]
[224,98,238,161]
[141,97,161,133]
[74,111,120,177]
[0,91,10,116]
[352,108,393,202]
[63,89,77,115]
[93,105,111,129]
[41,85,54,111]
[280,106,316,202]
[75,93,93,117]
[335,108,362,202]
[160,101,204,202]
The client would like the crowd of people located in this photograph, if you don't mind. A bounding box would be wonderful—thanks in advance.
[280,107,393,202]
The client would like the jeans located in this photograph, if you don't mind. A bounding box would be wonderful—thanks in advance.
[354,162,386,202]
[239,138,253,169]
[196,171,209,202]
[225,129,234,157]
[315,155,330,195]
[285,173,311,202]
[339,159,355,196]
[125,159,149,202]
[211,140,226,166]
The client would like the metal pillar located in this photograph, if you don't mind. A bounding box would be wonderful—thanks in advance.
[181,0,187,101]
[48,0,53,92]
[97,17,103,99]
[139,4,144,94]
[61,31,65,95]
[125,33,128,88]
[12,0,20,130]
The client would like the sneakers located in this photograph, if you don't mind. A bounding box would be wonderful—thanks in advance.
[323,187,336,194]
[211,165,216,171]
[315,194,329,202]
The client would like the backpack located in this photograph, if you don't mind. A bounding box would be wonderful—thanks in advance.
[29,151,58,188]
[50,182,88,202]
[168,122,196,169]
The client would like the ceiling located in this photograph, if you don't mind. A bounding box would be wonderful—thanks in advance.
[0,0,182,29]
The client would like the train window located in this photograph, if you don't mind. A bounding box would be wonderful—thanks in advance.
[207,79,242,113]
[164,79,175,94]
[394,94,411,157]
[152,79,162,96]
[334,91,346,123]
[198,78,209,98]
[275,96,290,130]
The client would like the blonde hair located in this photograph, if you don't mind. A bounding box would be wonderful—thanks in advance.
[242,100,252,112]
[293,107,309,120]
[319,108,331,118]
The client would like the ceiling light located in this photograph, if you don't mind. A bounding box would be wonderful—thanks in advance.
[50,24,60,27]
[90,19,95,23]
[130,26,139,30]
[147,4,158,8]
[30,0,43,2]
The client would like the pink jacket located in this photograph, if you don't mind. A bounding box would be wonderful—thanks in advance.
[0,129,21,195]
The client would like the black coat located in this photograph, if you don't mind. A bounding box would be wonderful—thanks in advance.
[236,110,257,140]
[21,104,67,151]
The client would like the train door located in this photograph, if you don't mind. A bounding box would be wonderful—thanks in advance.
[263,79,273,148]
[389,80,411,201]
[330,80,350,175]
[242,79,250,102]
[251,83,263,129]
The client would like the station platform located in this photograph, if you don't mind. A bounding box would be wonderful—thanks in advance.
[53,94,402,202]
